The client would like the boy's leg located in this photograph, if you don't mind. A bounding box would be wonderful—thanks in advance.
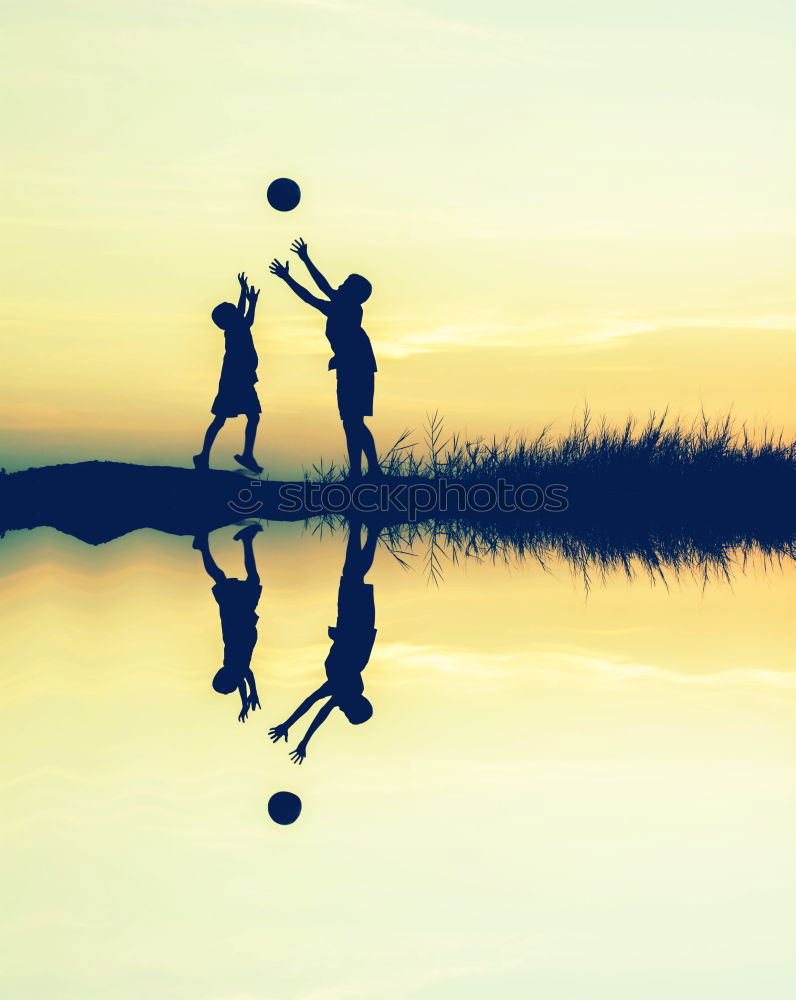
[361,421,381,478]
[361,522,379,575]
[195,415,226,469]
[348,521,378,578]
[342,518,377,579]
[193,534,226,584]
[235,413,263,473]
[342,418,363,479]
[342,519,363,577]
[241,541,260,585]
[243,413,260,457]
[234,524,262,584]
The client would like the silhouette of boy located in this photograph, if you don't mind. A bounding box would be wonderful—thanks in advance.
[269,521,378,762]
[194,272,263,473]
[269,239,380,480]
[194,524,262,722]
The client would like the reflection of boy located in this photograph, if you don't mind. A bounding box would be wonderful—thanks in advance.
[269,523,378,762]
[194,525,262,722]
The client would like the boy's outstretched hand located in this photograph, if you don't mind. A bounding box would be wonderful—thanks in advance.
[269,259,289,279]
[290,237,309,261]
[289,744,307,765]
[247,284,260,305]
[238,271,249,291]
[268,723,289,742]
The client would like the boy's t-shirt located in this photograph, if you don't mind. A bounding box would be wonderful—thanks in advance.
[221,320,259,385]
[212,578,262,671]
[322,301,377,376]
[324,578,377,697]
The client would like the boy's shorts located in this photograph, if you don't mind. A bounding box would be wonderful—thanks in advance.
[336,371,374,420]
[211,382,261,417]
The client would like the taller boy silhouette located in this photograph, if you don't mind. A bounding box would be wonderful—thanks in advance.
[270,239,381,480]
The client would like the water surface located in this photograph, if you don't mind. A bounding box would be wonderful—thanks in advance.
[1,525,794,998]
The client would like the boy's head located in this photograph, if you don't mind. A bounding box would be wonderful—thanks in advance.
[211,302,238,330]
[339,695,373,725]
[337,273,372,304]
[212,666,238,695]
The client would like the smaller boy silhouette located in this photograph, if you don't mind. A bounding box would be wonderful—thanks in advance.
[194,524,262,722]
[194,272,263,473]
[268,521,378,762]
[269,240,380,480]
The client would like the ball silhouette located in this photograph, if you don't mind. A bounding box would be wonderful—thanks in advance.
[268,790,302,825]
[267,177,301,212]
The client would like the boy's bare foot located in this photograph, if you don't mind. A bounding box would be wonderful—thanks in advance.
[234,453,263,474]
[233,523,262,543]
[193,453,209,471]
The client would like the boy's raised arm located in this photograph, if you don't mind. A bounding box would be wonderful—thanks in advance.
[290,237,335,299]
[245,284,259,328]
[290,700,335,764]
[236,272,248,317]
[269,259,330,314]
[268,682,331,742]
[237,680,250,722]
[245,668,260,714]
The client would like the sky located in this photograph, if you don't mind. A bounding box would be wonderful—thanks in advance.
[2,6,795,995]
[1,0,795,473]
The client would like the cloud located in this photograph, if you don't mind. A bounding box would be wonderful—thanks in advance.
[267,639,796,692]
[373,312,796,358]
[296,933,531,1000]
[377,321,527,358]
[259,0,569,67]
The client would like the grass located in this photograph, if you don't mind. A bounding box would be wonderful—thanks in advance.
[309,409,796,585]
[376,407,794,484]
[374,515,794,589]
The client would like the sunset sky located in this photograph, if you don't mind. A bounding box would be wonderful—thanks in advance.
[2,0,794,473]
[2,5,796,996]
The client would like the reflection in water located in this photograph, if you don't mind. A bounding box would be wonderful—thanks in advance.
[380,516,796,588]
[194,523,262,722]
[1,503,794,997]
[269,520,378,763]
[2,509,794,774]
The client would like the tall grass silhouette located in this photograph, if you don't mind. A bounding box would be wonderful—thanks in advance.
[376,408,793,490]
[354,409,796,585]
